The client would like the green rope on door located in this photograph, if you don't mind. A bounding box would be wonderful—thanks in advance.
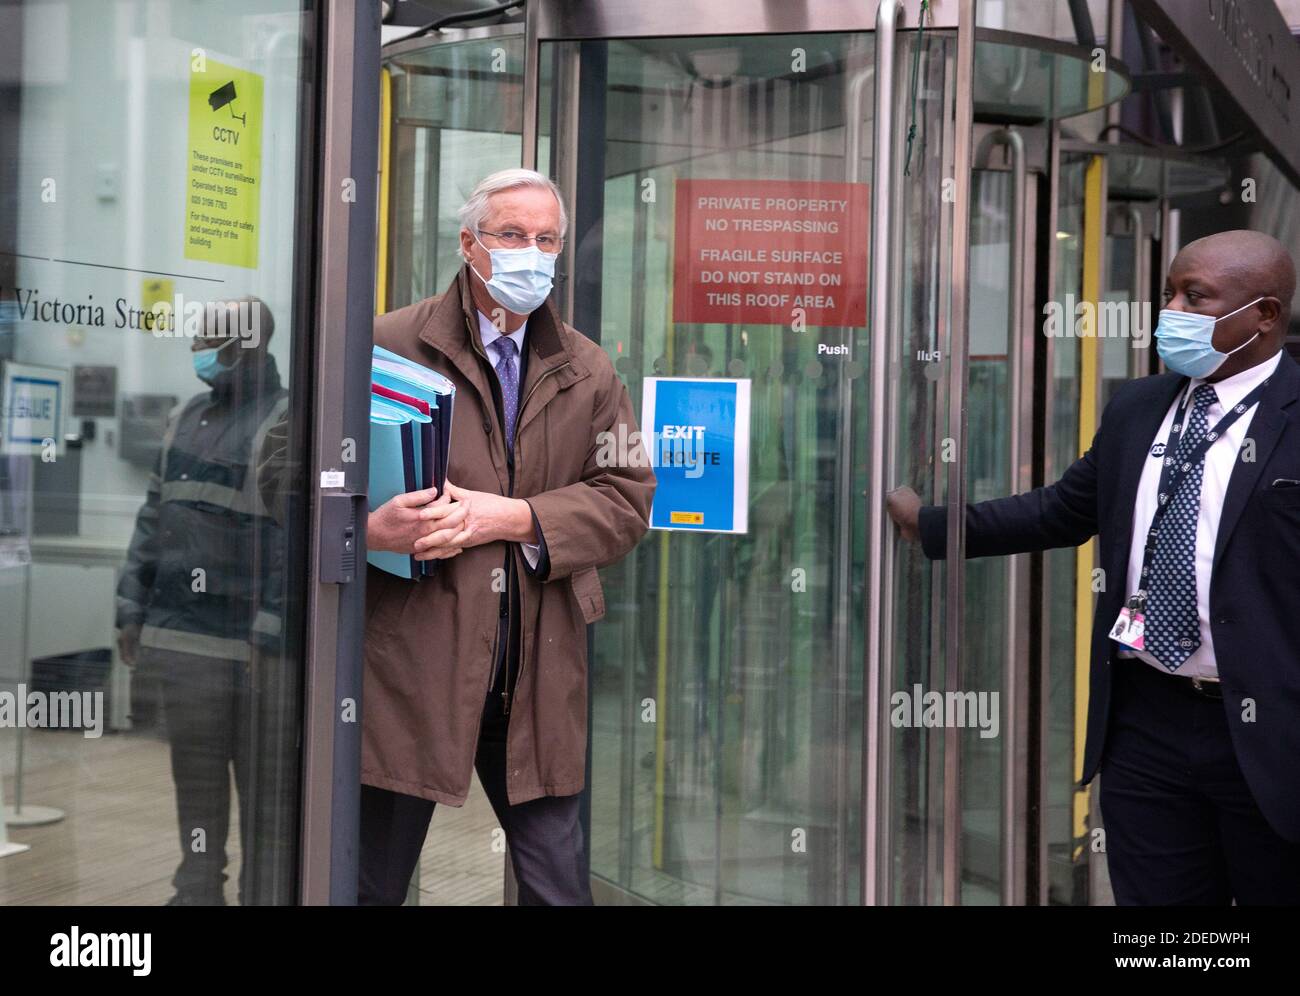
[903,0,930,177]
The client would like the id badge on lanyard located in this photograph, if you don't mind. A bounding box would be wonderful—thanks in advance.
[1110,599,1147,652]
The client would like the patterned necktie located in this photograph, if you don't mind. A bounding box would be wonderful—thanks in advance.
[1143,383,1217,671]
[490,335,519,452]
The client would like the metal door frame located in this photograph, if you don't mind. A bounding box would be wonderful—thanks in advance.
[1106,202,1158,380]
[523,0,977,907]
[382,21,522,61]
[970,120,1045,906]
[299,0,381,905]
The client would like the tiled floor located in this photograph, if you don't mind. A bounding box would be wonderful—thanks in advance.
[0,726,502,905]
[409,784,503,906]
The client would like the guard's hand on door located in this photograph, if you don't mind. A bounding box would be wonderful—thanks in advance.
[886,486,921,542]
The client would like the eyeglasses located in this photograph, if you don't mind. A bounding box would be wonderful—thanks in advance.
[477,228,565,253]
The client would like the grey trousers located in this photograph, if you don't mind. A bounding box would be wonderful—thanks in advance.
[145,648,252,904]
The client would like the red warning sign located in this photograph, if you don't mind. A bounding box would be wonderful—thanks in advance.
[672,178,869,328]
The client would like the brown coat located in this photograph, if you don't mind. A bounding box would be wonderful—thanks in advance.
[364,266,655,806]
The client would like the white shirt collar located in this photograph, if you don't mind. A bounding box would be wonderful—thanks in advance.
[477,309,527,356]
[1187,348,1282,411]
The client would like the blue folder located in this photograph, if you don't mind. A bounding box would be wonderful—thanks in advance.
[367,399,424,579]
[366,347,457,579]
[372,345,455,497]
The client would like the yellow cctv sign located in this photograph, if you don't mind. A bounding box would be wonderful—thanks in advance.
[184,58,263,269]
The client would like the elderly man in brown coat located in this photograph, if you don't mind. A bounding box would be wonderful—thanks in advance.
[360,168,655,905]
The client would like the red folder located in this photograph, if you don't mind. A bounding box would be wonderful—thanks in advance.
[372,382,431,416]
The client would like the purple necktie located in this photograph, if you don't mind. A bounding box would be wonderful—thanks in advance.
[490,336,519,451]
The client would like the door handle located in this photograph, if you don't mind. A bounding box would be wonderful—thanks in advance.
[863,0,905,911]
[983,126,1027,907]
[319,491,366,584]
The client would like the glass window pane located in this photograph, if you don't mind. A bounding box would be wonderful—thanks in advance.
[0,0,314,905]
[383,36,524,312]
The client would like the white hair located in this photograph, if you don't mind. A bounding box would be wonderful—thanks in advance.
[457,168,568,259]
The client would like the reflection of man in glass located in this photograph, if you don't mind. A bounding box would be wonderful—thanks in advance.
[115,296,287,905]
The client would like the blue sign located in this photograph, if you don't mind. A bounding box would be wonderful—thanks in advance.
[641,377,750,533]
[2,362,67,456]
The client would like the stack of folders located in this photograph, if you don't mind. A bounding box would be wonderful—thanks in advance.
[368,344,456,579]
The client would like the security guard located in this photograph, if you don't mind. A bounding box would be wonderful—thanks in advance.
[116,295,287,906]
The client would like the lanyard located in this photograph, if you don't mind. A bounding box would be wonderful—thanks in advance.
[1128,376,1272,611]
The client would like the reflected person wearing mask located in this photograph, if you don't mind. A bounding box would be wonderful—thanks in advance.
[887,230,1300,905]
[116,296,288,906]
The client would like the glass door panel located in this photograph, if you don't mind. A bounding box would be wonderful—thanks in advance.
[539,22,966,905]
[0,0,317,905]
[883,29,961,907]
[1102,202,1155,404]
[1044,149,1089,904]
[1101,229,1136,407]
[381,33,524,313]
[961,167,1014,903]
[962,141,1037,904]
[541,31,877,905]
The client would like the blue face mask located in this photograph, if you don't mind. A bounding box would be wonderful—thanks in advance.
[469,231,557,315]
[1154,296,1264,378]
[193,339,236,382]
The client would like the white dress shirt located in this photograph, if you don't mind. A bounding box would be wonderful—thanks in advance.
[476,310,541,568]
[1118,349,1283,679]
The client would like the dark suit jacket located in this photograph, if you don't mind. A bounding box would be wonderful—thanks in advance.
[919,351,1300,842]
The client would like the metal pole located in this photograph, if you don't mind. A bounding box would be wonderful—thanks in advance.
[1037,120,1063,905]
[2,550,65,827]
[995,128,1026,906]
[15,560,30,812]
[842,44,873,909]
[942,0,977,906]
[863,0,902,908]
[1120,205,1146,381]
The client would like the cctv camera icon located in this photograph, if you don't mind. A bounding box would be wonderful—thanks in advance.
[208,81,247,126]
